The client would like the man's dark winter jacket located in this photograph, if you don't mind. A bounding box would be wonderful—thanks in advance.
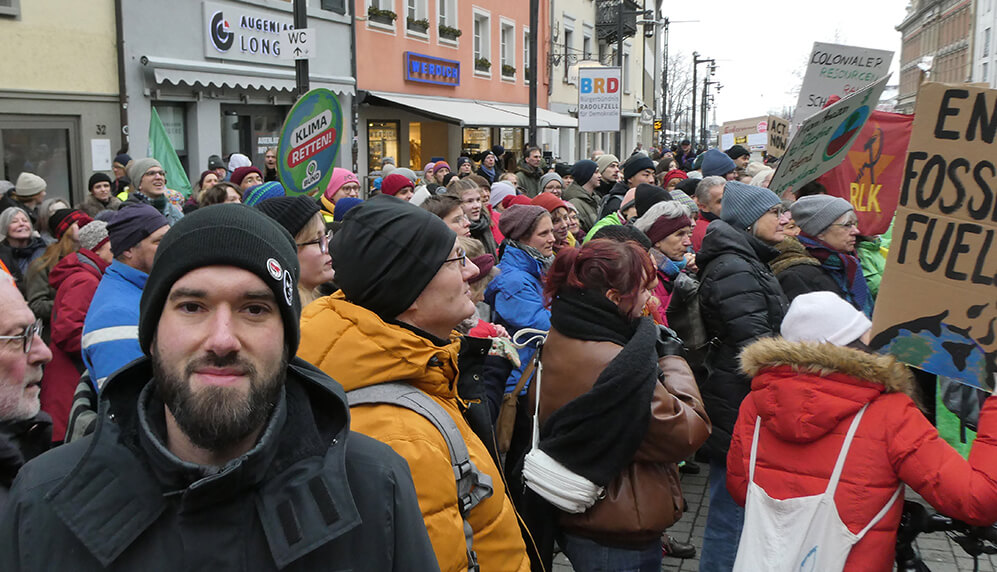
[696,220,787,462]
[597,181,629,219]
[0,357,439,571]
[0,412,51,512]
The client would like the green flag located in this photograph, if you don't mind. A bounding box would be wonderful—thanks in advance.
[148,107,192,198]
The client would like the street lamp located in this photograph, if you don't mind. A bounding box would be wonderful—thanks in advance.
[691,52,714,150]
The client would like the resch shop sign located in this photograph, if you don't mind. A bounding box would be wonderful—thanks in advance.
[203,1,295,67]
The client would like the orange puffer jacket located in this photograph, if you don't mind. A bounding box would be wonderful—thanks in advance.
[727,338,997,571]
[297,292,529,572]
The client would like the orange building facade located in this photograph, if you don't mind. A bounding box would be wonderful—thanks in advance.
[355,0,574,176]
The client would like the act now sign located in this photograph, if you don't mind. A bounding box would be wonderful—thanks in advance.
[578,67,621,133]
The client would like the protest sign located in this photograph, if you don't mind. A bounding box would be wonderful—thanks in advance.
[792,42,893,129]
[578,67,622,133]
[870,82,997,391]
[768,75,889,196]
[719,115,790,158]
[277,88,343,196]
[816,110,914,235]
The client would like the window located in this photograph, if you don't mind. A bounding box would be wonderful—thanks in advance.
[367,0,396,29]
[0,0,19,18]
[523,28,531,84]
[320,0,347,15]
[583,27,593,59]
[473,11,491,73]
[439,0,456,27]
[0,116,78,205]
[500,21,516,78]
[367,121,399,174]
[563,27,574,82]
[623,47,631,94]
[984,62,990,82]
[406,0,427,34]
[986,28,992,57]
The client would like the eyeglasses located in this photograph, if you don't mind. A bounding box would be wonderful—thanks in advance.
[444,247,467,267]
[145,170,167,178]
[0,319,43,354]
[297,230,333,254]
[830,220,859,229]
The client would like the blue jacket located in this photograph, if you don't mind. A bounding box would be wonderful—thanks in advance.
[484,245,550,394]
[81,261,147,390]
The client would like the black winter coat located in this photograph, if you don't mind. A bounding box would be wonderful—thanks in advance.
[769,236,845,303]
[597,181,630,219]
[696,220,788,461]
[0,357,439,571]
[0,412,51,512]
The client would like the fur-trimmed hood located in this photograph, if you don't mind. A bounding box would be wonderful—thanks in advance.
[738,337,916,442]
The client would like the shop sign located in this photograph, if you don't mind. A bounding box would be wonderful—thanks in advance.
[404,52,460,86]
[203,1,294,67]
[277,88,343,196]
[578,66,621,133]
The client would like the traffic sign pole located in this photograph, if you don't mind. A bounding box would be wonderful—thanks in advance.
[293,0,308,100]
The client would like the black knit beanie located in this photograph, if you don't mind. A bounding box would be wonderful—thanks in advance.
[634,183,672,218]
[88,172,113,191]
[331,193,456,319]
[255,196,320,238]
[139,204,301,355]
[623,154,655,182]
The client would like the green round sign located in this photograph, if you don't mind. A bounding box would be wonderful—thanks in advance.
[277,88,343,197]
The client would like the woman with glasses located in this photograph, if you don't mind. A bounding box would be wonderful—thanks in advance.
[256,196,335,307]
[695,180,790,571]
[772,195,874,317]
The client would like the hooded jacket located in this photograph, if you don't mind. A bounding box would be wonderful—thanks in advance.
[0,357,438,571]
[769,236,845,303]
[297,293,530,572]
[728,338,997,571]
[0,412,51,512]
[561,182,600,234]
[41,249,109,439]
[515,158,543,198]
[484,245,550,395]
[696,220,787,460]
[597,181,629,220]
[81,261,147,390]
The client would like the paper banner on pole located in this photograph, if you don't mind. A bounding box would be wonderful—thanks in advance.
[578,67,622,133]
[870,82,997,392]
[816,110,914,236]
[792,42,893,130]
[768,75,890,196]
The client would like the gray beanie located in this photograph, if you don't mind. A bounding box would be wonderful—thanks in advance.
[790,195,854,237]
[14,172,46,197]
[126,158,163,189]
[393,167,418,183]
[720,180,781,231]
[538,172,564,193]
[78,220,110,252]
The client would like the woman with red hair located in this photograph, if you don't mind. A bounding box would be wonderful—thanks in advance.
[532,239,710,571]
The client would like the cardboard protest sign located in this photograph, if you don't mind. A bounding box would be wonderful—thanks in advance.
[816,110,914,236]
[277,88,343,196]
[870,82,997,391]
[769,75,889,196]
[792,42,893,130]
[719,115,790,158]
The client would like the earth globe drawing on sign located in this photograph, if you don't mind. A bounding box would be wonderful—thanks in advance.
[824,105,870,159]
[872,308,996,392]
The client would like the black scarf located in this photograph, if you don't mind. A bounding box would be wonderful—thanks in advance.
[469,210,498,255]
[540,288,658,486]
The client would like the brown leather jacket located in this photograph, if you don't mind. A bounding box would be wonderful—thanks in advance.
[536,327,711,547]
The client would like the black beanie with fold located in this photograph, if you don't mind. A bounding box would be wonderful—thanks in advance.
[331,193,456,319]
[139,204,301,355]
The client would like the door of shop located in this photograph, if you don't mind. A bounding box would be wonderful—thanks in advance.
[0,115,81,205]
[221,105,288,168]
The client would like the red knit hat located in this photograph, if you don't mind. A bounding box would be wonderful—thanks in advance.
[381,173,414,196]
[531,192,568,214]
[662,169,688,187]
[501,195,532,209]
[230,166,263,187]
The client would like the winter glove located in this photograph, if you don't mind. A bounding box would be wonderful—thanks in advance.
[655,325,686,358]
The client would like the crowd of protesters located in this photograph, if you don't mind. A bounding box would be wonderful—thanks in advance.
[0,139,995,572]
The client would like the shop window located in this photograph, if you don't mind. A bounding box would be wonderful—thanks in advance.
[409,122,422,170]
[500,21,515,79]
[367,120,399,174]
[473,11,491,74]
[499,127,523,169]
[320,0,347,15]
[462,127,490,156]
[0,0,19,18]
[0,117,77,205]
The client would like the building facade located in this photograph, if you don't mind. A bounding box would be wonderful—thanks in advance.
[0,0,121,204]
[897,0,974,114]
[972,0,996,86]
[121,0,355,180]
[544,0,652,162]
[355,0,578,177]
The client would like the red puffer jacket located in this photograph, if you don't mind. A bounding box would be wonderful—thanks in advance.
[727,338,997,572]
[41,249,109,440]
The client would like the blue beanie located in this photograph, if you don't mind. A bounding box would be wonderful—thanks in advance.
[701,149,737,177]
[242,181,286,206]
[334,197,364,222]
[720,180,781,231]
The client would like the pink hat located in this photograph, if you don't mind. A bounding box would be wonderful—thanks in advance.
[620,187,638,210]
[323,168,359,200]
[423,162,436,176]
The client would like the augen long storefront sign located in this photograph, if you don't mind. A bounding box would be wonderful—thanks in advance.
[277,89,343,196]
[203,1,295,66]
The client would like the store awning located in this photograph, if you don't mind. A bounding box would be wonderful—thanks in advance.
[365,91,577,129]
[143,56,355,96]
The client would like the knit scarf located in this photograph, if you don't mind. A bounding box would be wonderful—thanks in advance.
[540,288,658,486]
[798,234,873,317]
[510,240,555,270]
[135,191,168,212]
[469,211,498,254]
[656,251,687,279]
[480,165,496,181]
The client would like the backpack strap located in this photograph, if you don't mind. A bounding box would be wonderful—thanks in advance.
[348,382,492,572]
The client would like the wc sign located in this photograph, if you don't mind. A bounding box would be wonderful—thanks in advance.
[578,67,622,133]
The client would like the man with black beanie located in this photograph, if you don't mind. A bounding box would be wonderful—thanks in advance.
[298,194,530,572]
[597,153,656,219]
[0,204,437,571]
[81,173,122,217]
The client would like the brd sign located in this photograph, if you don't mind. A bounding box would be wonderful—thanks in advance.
[578,67,622,133]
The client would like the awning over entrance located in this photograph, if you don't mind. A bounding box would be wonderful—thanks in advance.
[365,91,577,129]
[143,56,355,96]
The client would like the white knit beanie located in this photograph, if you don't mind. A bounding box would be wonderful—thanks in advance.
[781,291,871,346]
